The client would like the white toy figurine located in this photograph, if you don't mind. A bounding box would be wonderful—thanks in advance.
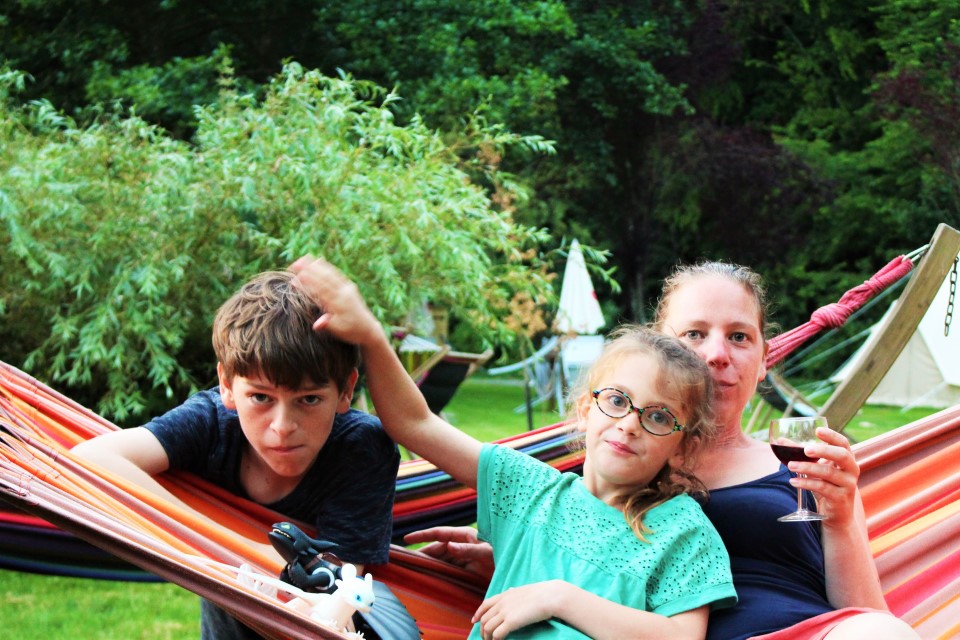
[308,562,376,632]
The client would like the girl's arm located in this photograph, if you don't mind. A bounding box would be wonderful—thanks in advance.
[473,580,708,640]
[290,256,482,489]
[793,427,887,609]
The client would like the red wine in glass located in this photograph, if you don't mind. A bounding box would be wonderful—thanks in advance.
[770,444,817,465]
[769,416,828,522]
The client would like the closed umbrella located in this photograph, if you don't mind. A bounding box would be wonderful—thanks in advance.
[555,239,605,335]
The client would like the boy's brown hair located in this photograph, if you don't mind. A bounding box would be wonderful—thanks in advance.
[212,271,359,391]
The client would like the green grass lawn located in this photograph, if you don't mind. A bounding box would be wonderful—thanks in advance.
[0,571,199,639]
[0,375,942,638]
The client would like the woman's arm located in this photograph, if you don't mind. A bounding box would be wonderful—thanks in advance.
[404,526,495,579]
[794,426,887,609]
[290,256,482,489]
[473,581,708,640]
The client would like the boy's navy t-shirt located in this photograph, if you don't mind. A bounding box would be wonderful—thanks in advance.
[144,387,399,640]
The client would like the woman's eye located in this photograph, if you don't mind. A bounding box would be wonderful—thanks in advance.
[730,332,748,343]
[682,330,703,340]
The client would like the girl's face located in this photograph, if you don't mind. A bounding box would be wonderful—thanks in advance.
[576,352,688,504]
[658,274,767,429]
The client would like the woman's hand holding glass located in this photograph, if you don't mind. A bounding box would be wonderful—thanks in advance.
[769,417,860,525]
[786,424,860,527]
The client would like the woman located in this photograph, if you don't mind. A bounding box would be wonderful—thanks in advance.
[408,261,919,640]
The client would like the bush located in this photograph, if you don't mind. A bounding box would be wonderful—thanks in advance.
[0,63,560,424]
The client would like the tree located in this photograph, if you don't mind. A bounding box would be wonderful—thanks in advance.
[0,63,560,423]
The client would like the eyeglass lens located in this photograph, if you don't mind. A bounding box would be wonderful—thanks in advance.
[594,388,678,435]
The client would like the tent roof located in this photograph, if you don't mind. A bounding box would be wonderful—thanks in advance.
[555,239,605,335]
[832,272,960,406]
[915,273,960,384]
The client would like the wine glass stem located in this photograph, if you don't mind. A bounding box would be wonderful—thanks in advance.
[796,473,805,511]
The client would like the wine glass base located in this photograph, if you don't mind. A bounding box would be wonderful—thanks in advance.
[778,510,827,522]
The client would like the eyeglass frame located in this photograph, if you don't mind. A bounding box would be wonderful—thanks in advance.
[591,387,684,436]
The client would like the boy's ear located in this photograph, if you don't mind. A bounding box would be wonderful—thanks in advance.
[217,362,237,409]
[336,368,360,413]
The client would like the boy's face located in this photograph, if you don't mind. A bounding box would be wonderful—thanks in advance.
[218,363,357,497]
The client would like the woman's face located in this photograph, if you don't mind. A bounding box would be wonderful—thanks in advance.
[659,274,767,429]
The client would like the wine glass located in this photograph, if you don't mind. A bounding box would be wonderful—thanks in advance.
[769,416,828,522]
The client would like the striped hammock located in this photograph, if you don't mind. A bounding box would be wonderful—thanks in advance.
[2,250,958,639]
[2,360,959,639]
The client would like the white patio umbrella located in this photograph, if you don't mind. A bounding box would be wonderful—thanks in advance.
[555,239,605,335]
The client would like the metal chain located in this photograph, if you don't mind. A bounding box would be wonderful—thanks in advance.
[946,257,958,337]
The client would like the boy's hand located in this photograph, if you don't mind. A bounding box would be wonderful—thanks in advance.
[289,255,383,345]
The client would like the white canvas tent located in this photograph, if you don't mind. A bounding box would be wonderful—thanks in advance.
[831,272,960,409]
[488,239,606,424]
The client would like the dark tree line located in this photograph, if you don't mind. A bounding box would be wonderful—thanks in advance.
[2,0,959,418]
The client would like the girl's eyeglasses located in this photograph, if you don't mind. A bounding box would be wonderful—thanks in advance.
[591,388,684,436]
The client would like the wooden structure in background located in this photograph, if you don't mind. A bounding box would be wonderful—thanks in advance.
[824,223,960,429]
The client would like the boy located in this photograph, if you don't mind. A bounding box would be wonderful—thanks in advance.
[72,270,400,639]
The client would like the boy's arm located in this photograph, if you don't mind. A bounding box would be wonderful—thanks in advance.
[72,427,178,500]
[290,256,482,489]
[71,429,282,563]
[473,580,709,640]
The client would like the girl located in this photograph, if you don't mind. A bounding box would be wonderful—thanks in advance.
[291,256,737,640]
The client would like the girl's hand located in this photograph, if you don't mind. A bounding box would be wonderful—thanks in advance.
[788,426,860,526]
[473,581,566,640]
[289,255,383,345]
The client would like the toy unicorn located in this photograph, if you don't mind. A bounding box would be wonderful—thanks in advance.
[268,522,421,640]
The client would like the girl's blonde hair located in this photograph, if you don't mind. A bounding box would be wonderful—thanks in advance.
[567,325,715,540]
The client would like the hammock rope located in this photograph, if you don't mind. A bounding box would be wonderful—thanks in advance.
[766,254,917,368]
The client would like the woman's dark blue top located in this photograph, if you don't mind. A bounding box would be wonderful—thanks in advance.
[703,465,832,640]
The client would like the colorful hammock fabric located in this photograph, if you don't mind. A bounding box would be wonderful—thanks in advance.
[2,359,959,639]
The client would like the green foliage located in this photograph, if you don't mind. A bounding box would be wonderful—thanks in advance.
[85,45,242,137]
[5,0,960,390]
[0,63,561,424]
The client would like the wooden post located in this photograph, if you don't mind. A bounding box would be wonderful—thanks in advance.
[822,223,960,430]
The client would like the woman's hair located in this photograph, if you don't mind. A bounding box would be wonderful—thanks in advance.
[566,325,716,541]
[653,260,773,339]
[212,271,360,391]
